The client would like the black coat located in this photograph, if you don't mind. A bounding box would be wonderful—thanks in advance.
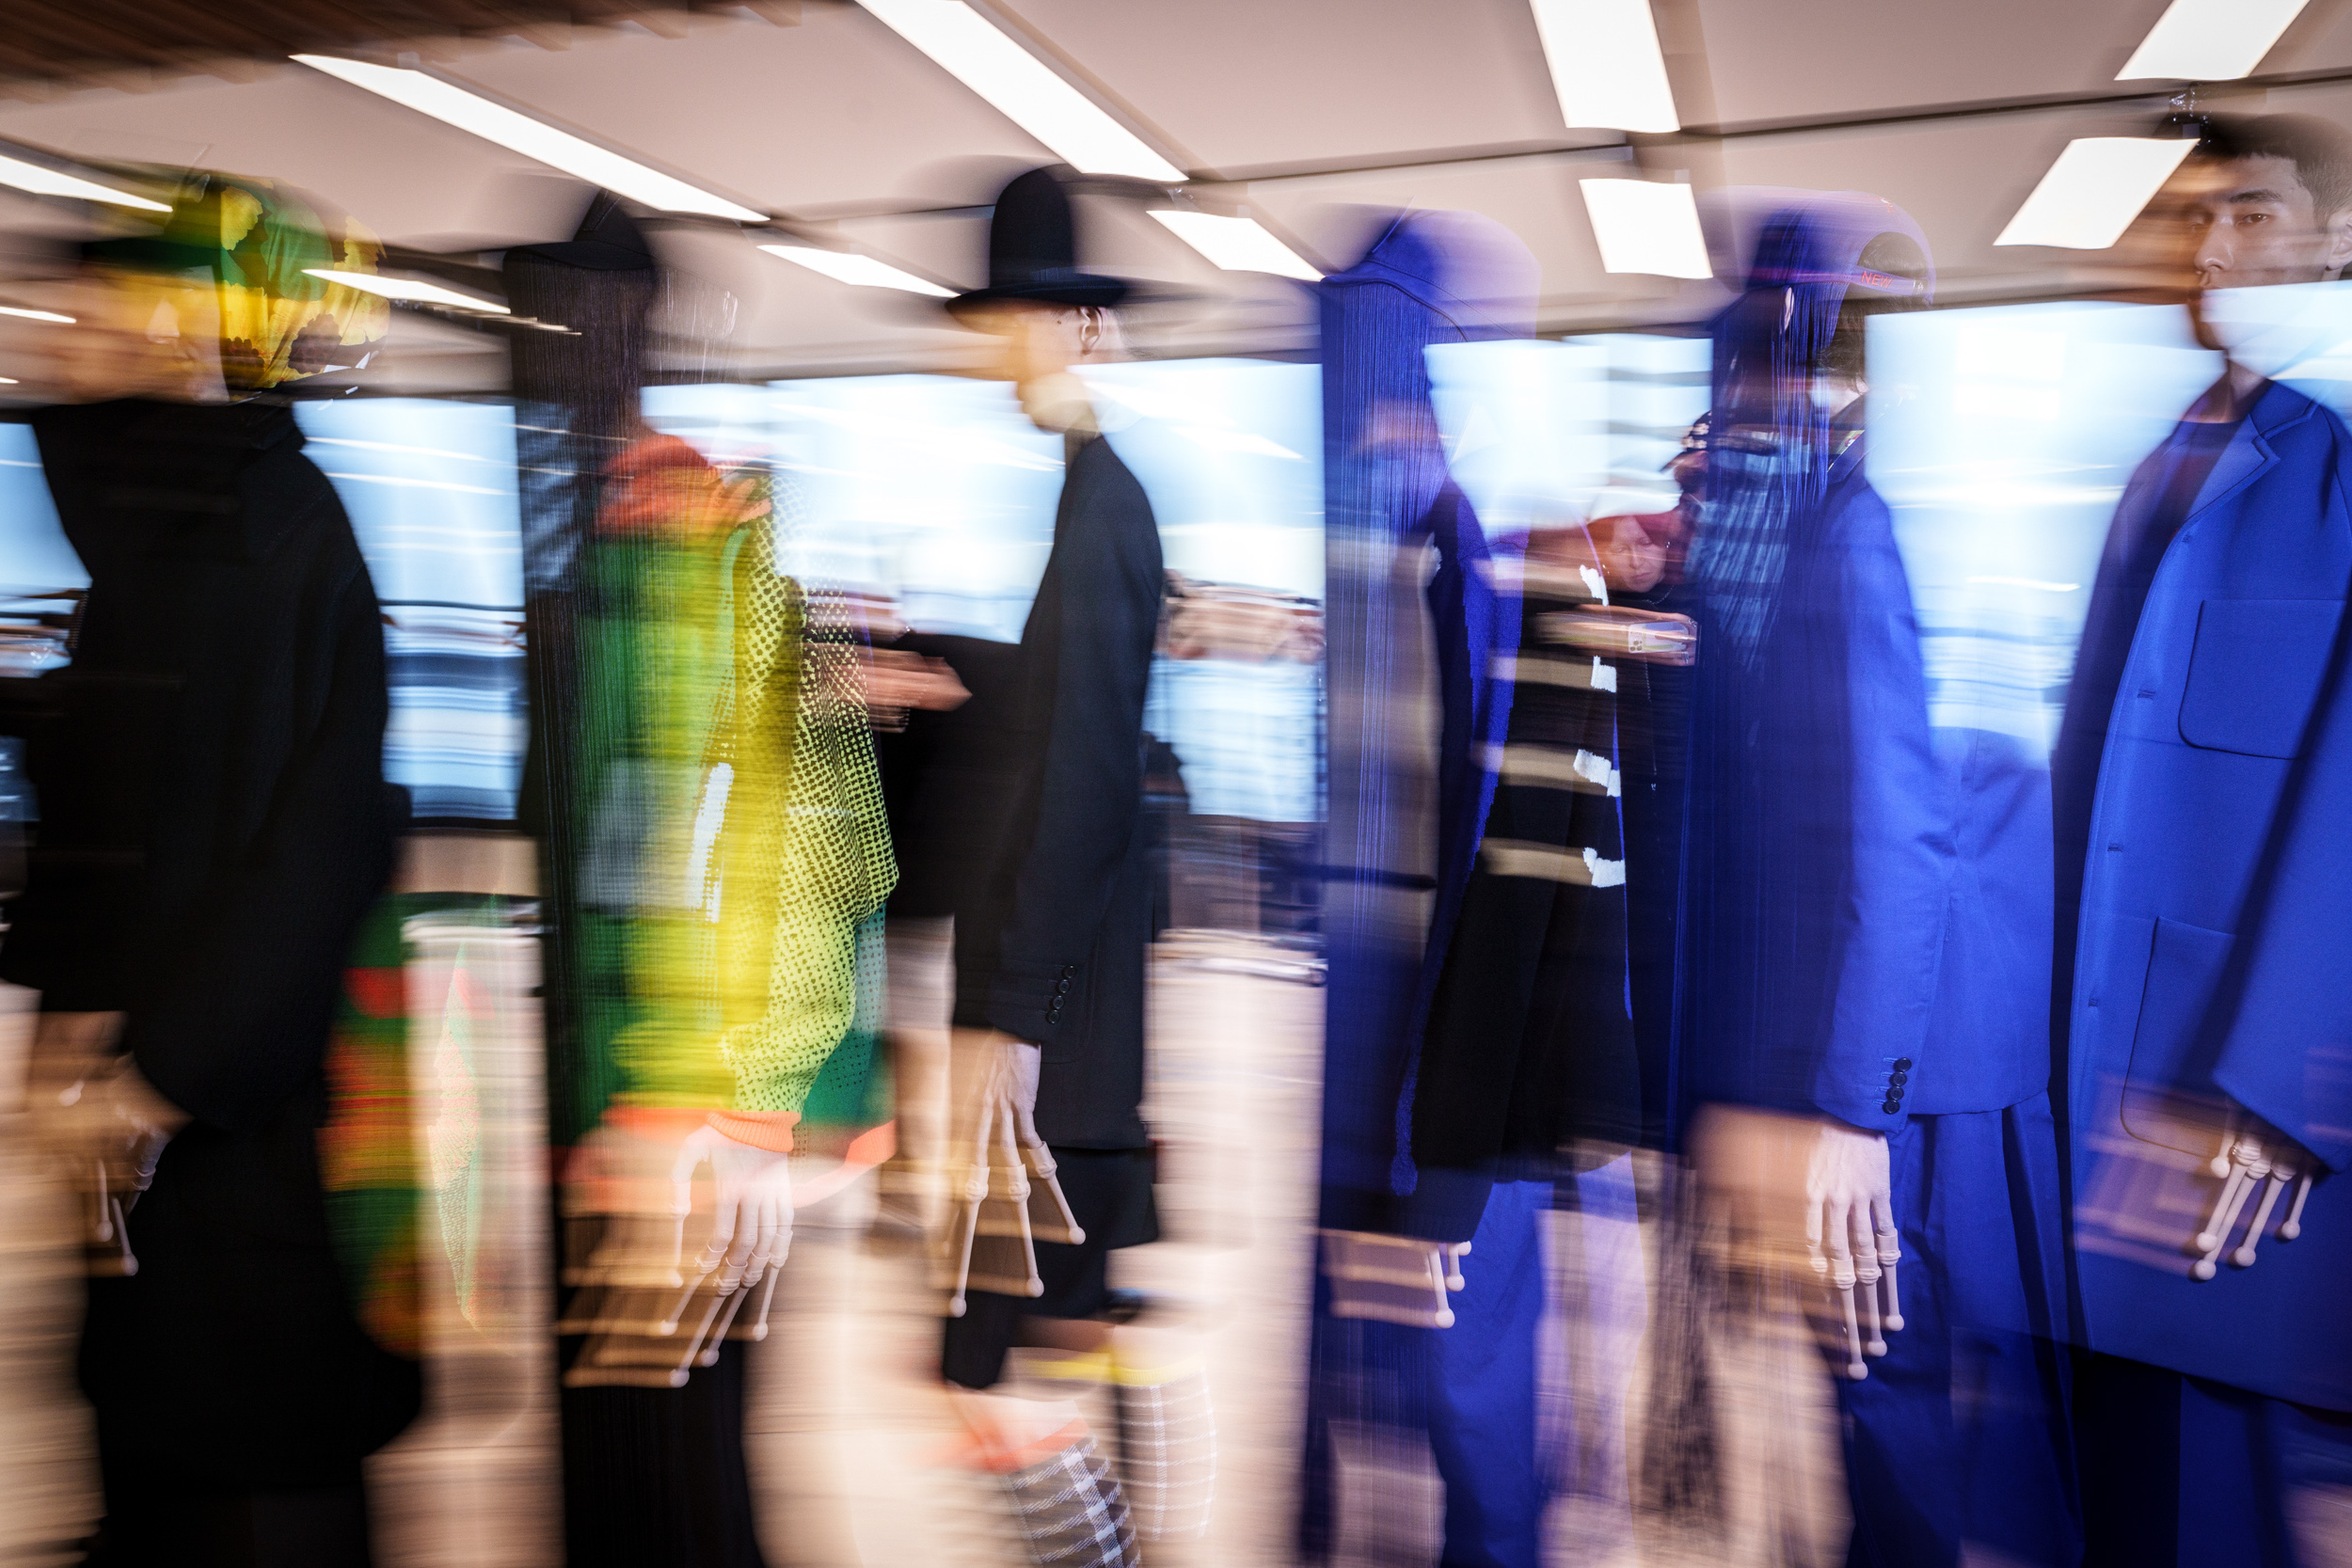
[7,398,415,1486]
[947,432,1163,1149]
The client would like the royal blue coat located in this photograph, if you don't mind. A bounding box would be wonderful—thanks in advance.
[2060,379,2352,1411]
[1684,430,2055,1132]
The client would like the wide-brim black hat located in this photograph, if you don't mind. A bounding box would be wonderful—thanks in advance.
[510,191,655,273]
[947,164,1129,319]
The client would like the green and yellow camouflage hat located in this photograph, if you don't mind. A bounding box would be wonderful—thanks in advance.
[86,169,389,392]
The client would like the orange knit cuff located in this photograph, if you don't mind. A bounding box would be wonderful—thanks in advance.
[607,1105,711,1141]
[707,1110,800,1152]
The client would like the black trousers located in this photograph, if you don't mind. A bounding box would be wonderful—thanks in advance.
[87,1475,374,1568]
[80,1139,421,1568]
[562,1336,768,1568]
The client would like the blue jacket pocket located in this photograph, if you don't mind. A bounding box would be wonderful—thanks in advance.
[2178,598,2343,759]
[2122,916,2236,1157]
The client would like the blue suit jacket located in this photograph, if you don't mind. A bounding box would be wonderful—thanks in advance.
[2063,380,2352,1409]
[1686,434,2054,1130]
[1318,212,1530,1233]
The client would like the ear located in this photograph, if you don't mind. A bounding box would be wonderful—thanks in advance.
[1077,307,1103,357]
[2325,205,2352,277]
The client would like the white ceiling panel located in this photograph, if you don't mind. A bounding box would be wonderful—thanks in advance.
[993,0,1580,174]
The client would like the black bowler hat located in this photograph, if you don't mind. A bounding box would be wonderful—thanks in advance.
[948,164,1129,318]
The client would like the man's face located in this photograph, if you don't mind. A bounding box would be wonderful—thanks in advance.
[2166,154,2352,290]
[47,267,223,404]
[963,301,1097,429]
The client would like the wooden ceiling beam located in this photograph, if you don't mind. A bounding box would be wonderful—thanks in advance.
[3,7,184,69]
[76,0,294,56]
[0,0,771,86]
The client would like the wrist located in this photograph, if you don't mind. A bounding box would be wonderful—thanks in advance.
[707,1109,800,1153]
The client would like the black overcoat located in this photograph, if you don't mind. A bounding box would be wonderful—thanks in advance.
[6,397,417,1487]
[949,431,1163,1150]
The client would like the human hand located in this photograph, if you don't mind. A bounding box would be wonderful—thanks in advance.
[1804,1120,1902,1378]
[30,1014,184,1276]
[1320,1230,1472,1328]
[559,1112,791,1389]
[938,1030,1083,1316]
[671,1122,794,1297]
[864,649,970,732]
[2191,1112,2317,1279]
[1534,604,1698,666]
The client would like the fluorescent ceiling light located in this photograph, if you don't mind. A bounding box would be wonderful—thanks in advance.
[2118,0,2311,81]
[1530,0,1680,134]
[758,244,955,296]
[1148,211,1321,281]
[0,306,74,324]
[292,55,764,221]
[305,268,512,313]
[1578,179,1710,277]
[1994,137,2197,249]
[0,378,17,385]
[0,152,169,213]
[854,0,1184,182]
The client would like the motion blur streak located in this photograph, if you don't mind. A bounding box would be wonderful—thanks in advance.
[0,8,2350,1568]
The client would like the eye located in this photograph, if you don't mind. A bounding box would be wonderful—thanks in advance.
[2241,213,2270,226]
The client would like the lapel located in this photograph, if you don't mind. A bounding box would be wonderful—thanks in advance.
[2185,379,2308,525]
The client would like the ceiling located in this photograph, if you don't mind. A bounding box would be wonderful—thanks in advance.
[0,0,2348,386]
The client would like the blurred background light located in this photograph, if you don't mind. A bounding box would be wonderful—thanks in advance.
[292,55,766,221]
[1147,212,1322,280]
[757,244,956,296]
[1530,0,1681,133]
[2117,0,2312,81]
[1994,136,2196,249]
[1578,178,1711,277]
[0,151,167,213]
[0,306,71,324]
[1868,299,2217,752]
[853,0,1185,182]
[305,268,512,313]
[295,398,526,821]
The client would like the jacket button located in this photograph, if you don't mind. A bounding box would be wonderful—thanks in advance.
[1887,1070,1908,1087]
[1892,1058,1913,1071]
[1055,977,1072,995]
[1882,1099,1902,1115]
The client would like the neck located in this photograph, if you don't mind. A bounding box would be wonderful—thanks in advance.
[2195,361,2267,422]
[1019,371,1097,434]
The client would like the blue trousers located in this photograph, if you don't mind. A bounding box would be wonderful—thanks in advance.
[1426,1180,1551,1568]
[2078,1354,2352,1567]
[1839,1098,2080,1567]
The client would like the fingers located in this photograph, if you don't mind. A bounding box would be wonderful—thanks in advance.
[671,1133,708,1220]
[723,1187,760,1276]
[1869,1192,1900,1268]
[993,1072,1028,1203]
[767,1203,793,1275]
[2280,1174,2314,1243]
[2194,1164,2257,1281]
[1879,1256,1904,1333]
[1835,1280,1867,1380]
[1851,1195,1885,1355]
[961,1067,1002,1205]
[1820,1194,1857,1290]
[2233,1173,2291,1269]
[1848,1196,1879,1287]
[1804,1188,1827,1277]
